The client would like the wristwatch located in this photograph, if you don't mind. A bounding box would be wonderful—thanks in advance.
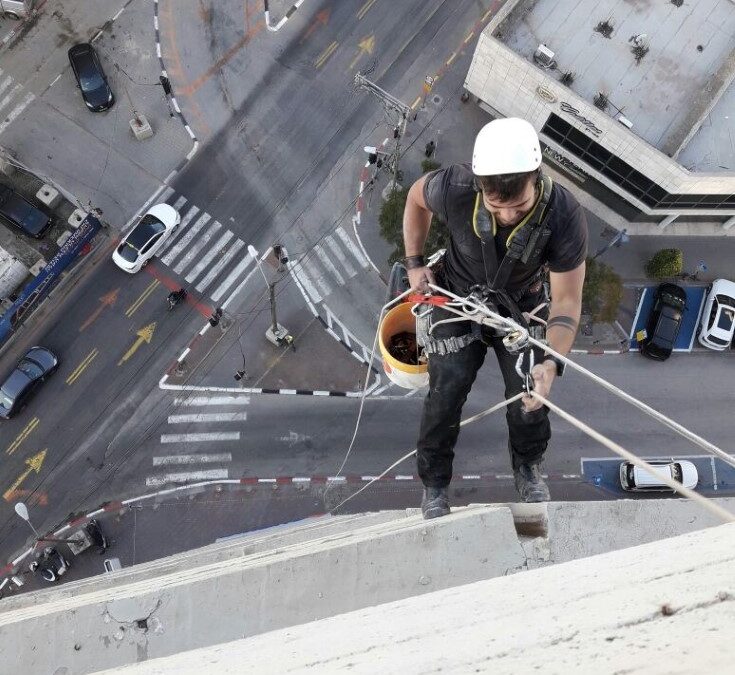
[543,355,565,377]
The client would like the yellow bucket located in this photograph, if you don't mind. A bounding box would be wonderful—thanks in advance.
[378,302,429,389]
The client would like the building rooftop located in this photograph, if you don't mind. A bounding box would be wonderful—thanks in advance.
[496,0,735,158]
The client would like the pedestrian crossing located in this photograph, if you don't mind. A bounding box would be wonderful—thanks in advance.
[0,69,34,137]
[153,187,372,307]
[147,395,250,487]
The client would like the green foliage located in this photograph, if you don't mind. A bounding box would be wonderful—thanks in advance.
[379,185,448,265]
[644,248,683,279]
[421,159,441,174]
[582,257,623,323]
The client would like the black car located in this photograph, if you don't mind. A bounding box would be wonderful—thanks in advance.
[640,283,687,361]
[0,347,58,419]
[0,184,52,238]
[68,43,115,112]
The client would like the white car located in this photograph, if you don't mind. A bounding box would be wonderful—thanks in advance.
[697,278,735,351]
[619,459,698,492]
[112,204,180,273]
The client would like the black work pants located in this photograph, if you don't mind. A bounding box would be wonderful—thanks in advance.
[416,307,551,488]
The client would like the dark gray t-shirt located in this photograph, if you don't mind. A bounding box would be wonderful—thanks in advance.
[423,164,588,295]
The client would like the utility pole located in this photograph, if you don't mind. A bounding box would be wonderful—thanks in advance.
[592,228,629,260]
[354,73,412,194]
[248,245,293,348]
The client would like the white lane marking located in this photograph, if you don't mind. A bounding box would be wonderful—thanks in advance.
[49,73,62,88]
[314,245,345,285]
[324,233,356,279]
[185,229,233,283]
[335,225,369,268]
[153,453,232,466]
[0,76,13,98]
[0,92,34,135]
[167,412,248,423]
[197,239,245,294]
[711,456,718,491]
[292,259,322,303]
[161,212,210,265]
[173,396,250,406]
[171,195,187,211]
[628,287,647,340]
[211,251,254,302]
[174,220,222,274]
[160,204,200,252]
[160,432,240,443]
[0,83,21,113]
[146,469,228,487]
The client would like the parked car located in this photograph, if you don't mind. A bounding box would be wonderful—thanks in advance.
[112,204,180,273]
[0,184,52,238]
[0,346,58,419]
[639,283,687,361]
[0,0,35,20]
[619,459,698,492]
[68,43,115,112]
[698,279,735,351]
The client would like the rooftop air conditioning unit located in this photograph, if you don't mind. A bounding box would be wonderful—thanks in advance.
[617,115,634,129]
[534,44,555,68]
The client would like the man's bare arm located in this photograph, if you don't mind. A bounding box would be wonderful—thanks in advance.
[546,262,586,357]
[402,175,436,291]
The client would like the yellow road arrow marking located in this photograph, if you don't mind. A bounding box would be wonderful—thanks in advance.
[118,322,156,366]
[66,348,100,385]
[125,279,160,318]
[349,34,375,70]
[80,288,119,332]
[6,417,39,456]
[4,449,47,501]
[315,40,338,69]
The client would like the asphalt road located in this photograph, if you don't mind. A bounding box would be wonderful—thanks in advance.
[1,0,734,573]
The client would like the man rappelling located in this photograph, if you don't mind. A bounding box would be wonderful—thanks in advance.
[402,118,588,518]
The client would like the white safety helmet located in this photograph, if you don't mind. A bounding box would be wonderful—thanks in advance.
[472,118,542,176]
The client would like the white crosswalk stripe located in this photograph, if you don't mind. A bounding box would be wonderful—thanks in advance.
[299,254,331,300]
[211,252,254,301]
[168,412,248,423]
[174,220,222,274]
[173,396,250,406]
[171,195,187,211]
[335,226,370,268]
[0,91,33,136]
[161,212,210,265]
[324,233,357,279]
[146,470,228,487]
[315,243,345,285]
[0,83,22,114]
[185,229,233,284]
[0,76,14,98]
[160,432,240,443]
[197,239,245,293]
[153,453,232,466]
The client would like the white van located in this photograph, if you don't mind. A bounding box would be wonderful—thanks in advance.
[619,460,698,492]
[0,0,34,20]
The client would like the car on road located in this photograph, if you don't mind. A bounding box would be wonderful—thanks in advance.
[698,279,735,351]
[112,204,180,273]
[639,283,687,361]
[0,184,52,238]
[619,459,698,492]
[0,346,58,419]
[68,43,115,112]
[0,0,35,20]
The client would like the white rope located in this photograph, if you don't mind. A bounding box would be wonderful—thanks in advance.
[324,287,414,498]
[531,391,735,524]
[330,393,524,512]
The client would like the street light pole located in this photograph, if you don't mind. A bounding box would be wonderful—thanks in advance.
[14,502,40,540]
[248,245,291,347]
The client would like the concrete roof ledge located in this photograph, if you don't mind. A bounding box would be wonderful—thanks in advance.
[2,500,733,673]
[103,521,735,674]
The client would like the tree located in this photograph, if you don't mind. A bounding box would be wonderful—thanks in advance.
[644,248,683,279]
[582,257,623,323]
[379,163,448,265]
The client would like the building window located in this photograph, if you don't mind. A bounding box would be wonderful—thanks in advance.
[541,113,733,211]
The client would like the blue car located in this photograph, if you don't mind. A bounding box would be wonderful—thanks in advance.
[0,347,58,419]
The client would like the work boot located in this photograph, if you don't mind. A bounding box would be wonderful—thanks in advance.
[421,486,450,519]
[513,463,550,503]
